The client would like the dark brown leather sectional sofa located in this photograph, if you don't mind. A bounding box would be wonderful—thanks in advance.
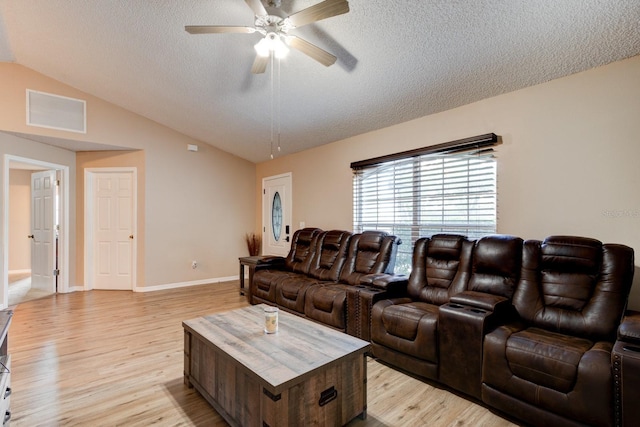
[248,228,640,427]
[250,228,405,339]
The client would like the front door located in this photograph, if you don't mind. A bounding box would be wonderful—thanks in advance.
[88,170,136,290]
[262,173,292,256]
[30,170,57,292]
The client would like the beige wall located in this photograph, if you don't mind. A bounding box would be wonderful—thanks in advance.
[8,169,31,271]
[256,55,640,310]
[1,63,256,290]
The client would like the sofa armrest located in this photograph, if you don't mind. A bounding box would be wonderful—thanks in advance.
[449,290,510,314]
[256,255,286,265]
[252,255,286,272]
[613,311,640,426]
[438,290,516,399]
[618,310,640,346]
[359,273,408,293]
[345,286,411,341]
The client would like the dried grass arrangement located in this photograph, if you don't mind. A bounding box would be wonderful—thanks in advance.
[245,232,261,256]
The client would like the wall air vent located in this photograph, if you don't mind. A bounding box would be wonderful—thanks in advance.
[26,89,86,134]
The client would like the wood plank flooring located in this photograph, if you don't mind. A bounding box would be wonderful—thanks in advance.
[8,282,518,426]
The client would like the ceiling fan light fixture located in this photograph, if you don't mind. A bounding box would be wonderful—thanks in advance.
[273,37,289,59]
[254,37,271,57]
[254,32,289,59]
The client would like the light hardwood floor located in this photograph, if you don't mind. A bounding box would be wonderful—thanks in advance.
[8,282,519,426]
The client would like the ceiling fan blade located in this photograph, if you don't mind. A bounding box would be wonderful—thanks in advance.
[288,0,349,28]
[251,54,269,74]
[245,0,268,17]
[287,36,337,67]
[185,26,256,34]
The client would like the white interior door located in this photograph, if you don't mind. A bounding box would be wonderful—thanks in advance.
[31,170,57,292]
[262,173,292,256]
[90,170,136,290]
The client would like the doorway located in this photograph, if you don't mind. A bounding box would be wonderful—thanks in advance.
[262,172,292,257]
[84,168,137,291]
[3,155,69,308]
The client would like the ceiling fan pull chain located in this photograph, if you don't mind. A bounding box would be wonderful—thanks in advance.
[270,53,275,159]
[277,57,282,154]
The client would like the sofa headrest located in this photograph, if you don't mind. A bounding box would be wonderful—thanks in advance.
[406,234,473,305]
[473,234,523,278]
[358,231,388,251]
[321,230,352,252]
[540,235,602,275]
[338,230,402,283]
[285,227,322,273]
[428,234,467,260]
[308,230,352,281]
[469,234,523,299]
[296,227,322,244]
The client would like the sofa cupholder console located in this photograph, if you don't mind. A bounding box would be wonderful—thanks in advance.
[439,293,512,399]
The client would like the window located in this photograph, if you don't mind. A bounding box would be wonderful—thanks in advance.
[352,134,499,274]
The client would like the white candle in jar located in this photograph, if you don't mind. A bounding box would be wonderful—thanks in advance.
[264,306,278,334]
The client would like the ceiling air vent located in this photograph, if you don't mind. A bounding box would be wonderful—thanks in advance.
[26,89,86,134]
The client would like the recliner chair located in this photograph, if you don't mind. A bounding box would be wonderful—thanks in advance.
[303,230,402,335]
[482,236,635,427]
[277,229,352,317]
[370,234,474,379]
[250,227,321,305]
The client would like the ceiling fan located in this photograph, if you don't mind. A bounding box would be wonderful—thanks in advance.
[186,0,349,74]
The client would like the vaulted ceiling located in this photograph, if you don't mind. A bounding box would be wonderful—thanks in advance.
[1,0,639,163]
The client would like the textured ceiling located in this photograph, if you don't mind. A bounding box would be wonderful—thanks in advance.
[1,0,639,163]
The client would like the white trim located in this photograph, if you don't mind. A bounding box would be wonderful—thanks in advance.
[84,167,137,291]
[2,154,70,309]
[133,276,238,293]
[263,172,292,181]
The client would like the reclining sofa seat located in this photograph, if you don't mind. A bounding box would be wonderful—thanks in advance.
[482,236,635,427]
[275,229,352,316]
[370,234,474,379]
[370,234,523,383]
[303,230,402,334]
[251,227,321,305]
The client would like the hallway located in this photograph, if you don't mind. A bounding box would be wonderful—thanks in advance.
[8,271,53,307]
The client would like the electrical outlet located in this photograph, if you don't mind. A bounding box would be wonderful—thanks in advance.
[191,260,197,269]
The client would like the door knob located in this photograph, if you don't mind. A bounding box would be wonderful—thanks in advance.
[27,235,34,239]
[129,235,134,240]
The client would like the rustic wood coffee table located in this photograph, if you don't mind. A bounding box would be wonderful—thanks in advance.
[183,304,370,427]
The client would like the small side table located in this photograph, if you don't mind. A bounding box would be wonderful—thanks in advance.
[238,256,284,297]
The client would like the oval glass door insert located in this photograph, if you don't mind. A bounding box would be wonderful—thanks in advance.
[272,191,282,242]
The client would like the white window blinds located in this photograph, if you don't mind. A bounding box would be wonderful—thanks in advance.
[352,134,498,274]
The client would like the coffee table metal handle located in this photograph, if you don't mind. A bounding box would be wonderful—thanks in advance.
[318,386,338,407]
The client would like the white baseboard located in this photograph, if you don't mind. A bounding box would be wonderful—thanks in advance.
[133,276,239,293]
[64,286,86,293]
[54,276,239,293]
